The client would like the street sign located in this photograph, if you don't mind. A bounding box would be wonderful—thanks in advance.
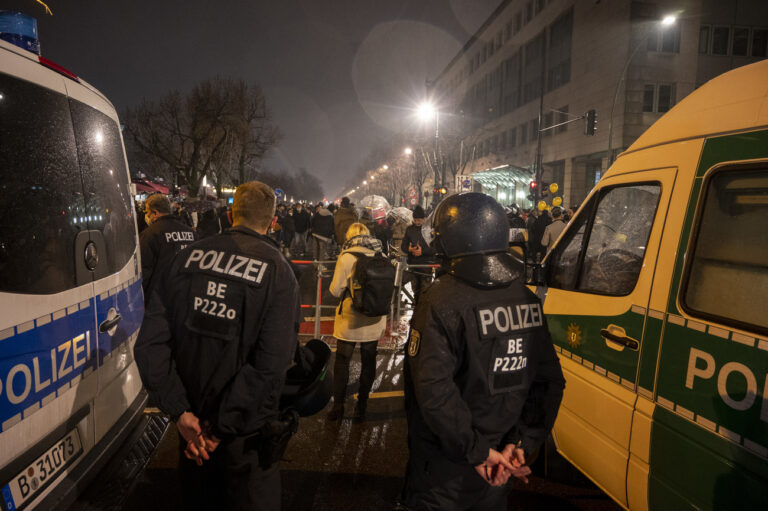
[274,188,285,201]
[456,175,473,192]
[408,187,417,199]
[410,197,418,206]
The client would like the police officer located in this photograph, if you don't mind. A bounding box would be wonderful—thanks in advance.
[139,193,196,301]
[402,193,565,511]
[135,181,300,511]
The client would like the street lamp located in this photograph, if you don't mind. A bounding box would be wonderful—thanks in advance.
[607,14,677,164]
[417,101,442,202]
[404,147,412,155]
[417,102,435,122]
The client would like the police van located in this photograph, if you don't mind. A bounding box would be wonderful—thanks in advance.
[536,59,768,510]
[0,12,146,510]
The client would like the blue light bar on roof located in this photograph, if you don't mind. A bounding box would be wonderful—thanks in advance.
[0,11,40,55]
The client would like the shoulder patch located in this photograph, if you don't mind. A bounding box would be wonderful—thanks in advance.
[408,329,421,357]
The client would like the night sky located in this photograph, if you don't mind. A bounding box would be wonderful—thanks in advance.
[4,0,499,197]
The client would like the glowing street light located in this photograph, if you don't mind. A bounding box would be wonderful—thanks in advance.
[607,14,678,163]
[661,14,677,26]
[404,147,412,155]
[363,180,367,185]
[382,165,388,170]
[417,101,435,122]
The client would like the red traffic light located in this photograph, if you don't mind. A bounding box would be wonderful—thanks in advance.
[529,181,538,190]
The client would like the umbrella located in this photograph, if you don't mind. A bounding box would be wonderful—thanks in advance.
[357,195,391,221]
[387,207,413,224]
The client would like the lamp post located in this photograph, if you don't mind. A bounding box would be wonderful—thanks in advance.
[607,15,677,164]
[418,101,442,203]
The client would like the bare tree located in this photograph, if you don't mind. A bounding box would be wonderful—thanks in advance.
[124,77,280,197]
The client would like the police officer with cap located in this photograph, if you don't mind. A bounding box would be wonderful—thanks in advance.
[139,193,196,301]
[402,192,565,510]
[135,181,300,511]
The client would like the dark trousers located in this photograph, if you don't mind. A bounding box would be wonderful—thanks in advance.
[178,435,281,511]
[404,272,430,304]
[333,340,378,404]
[402,447,509,511]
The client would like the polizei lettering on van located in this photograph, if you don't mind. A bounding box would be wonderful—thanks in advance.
[1,332,91,408]
[685,347,768,424]
[476,303,544,338]
[184,249,268,285]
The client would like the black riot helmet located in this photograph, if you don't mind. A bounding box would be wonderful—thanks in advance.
[432,192,509,257]
[427,192,522,287]
[280,339,332,417]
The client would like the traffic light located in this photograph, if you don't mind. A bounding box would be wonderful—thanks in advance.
[541,181,550,199]
[439,187,447,195]
[527,180,538,202]
[584,109,597,136]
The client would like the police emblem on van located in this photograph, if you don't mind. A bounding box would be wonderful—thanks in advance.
[567,323,582,349]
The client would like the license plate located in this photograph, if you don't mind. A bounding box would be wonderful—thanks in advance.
[2,428,82,511]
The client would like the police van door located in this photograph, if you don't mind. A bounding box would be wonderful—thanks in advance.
[0,63,101,506]
[540,167,676,506]
[65,84,145,442]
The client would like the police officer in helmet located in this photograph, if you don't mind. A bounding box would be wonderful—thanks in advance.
[402,192,565,510]
[135,181,300,511]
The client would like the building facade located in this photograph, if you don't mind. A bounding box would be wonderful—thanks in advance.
[429,0,768,209]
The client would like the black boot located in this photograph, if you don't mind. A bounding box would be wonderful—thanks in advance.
[327,403,344,421]
[353,397,368,421]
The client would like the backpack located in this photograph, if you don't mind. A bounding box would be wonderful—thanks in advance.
[343,251,396,317]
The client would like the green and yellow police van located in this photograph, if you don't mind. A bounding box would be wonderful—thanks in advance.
[538,59,768,510]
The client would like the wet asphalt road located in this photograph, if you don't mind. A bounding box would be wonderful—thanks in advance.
[121,347,620,511]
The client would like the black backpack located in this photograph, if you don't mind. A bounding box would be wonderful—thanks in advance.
[343,252,396,317]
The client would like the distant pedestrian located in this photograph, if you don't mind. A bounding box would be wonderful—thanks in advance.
[530,209,552,262]
[292,203,311,257]
[327,223,386,421]
[311,203,335,261]
[400,206,435,303]
[218,205,232,232]
[196,208,220,239]
[334,197,357,245]
[541,207,567,254]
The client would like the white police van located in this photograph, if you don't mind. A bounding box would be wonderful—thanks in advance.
[0,12,146,510]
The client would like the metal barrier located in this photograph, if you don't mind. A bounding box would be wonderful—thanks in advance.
[291,257,440,346]
[290,259,337,338]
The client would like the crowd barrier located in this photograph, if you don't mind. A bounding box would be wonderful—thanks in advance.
[291,257,440,346]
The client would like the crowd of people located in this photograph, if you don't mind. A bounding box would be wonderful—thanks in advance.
[134,184,568,511]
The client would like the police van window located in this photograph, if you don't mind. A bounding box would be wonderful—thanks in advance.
[547,195,595,289]
[0,73,86,294]
[683,167,768,333]
[547,184,660,296]
[69,99,136,274]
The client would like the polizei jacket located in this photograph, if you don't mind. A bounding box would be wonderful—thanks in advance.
[139,214,196,299]
[404,272,565,465]
[135,226,300,438]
